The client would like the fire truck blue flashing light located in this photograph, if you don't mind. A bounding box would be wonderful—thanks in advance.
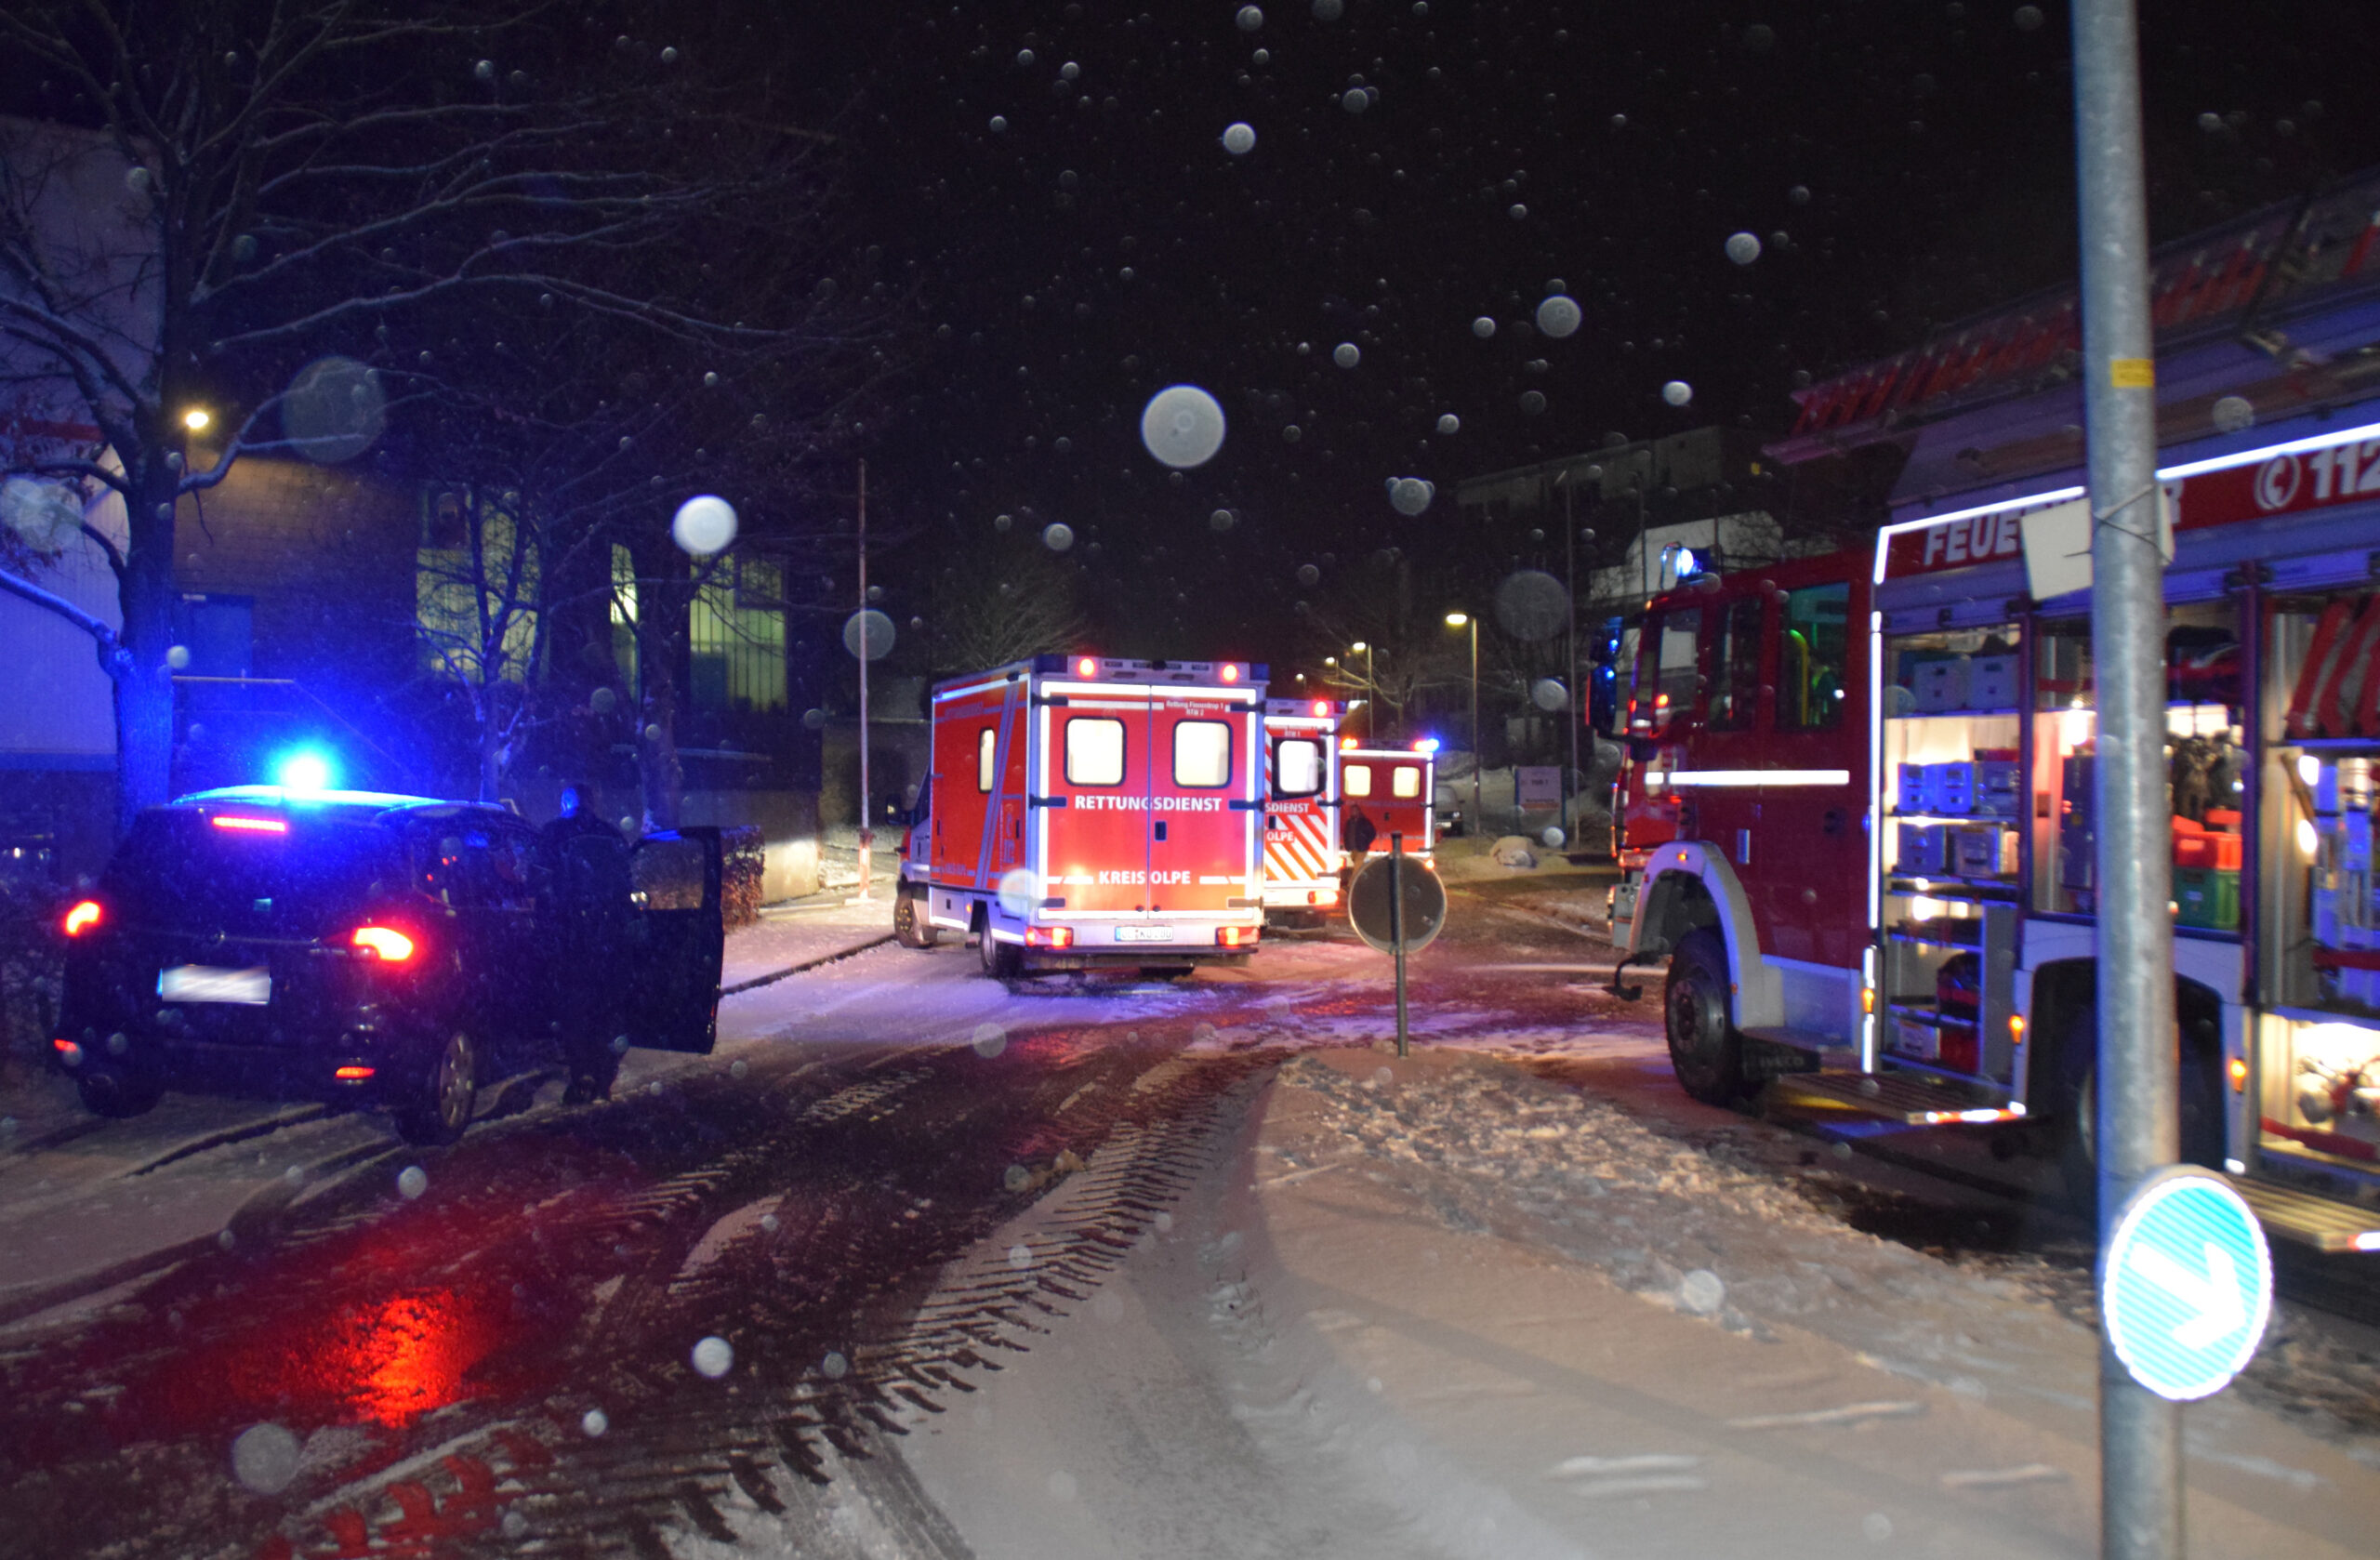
[1674,547,1698,576]
[1412,738,1440,755]
[274,750,336,794]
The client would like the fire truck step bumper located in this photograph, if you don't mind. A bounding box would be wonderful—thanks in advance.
[2229,1177,2380,1253]
[1768,1070,2024,1126]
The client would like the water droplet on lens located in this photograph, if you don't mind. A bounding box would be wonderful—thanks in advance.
[823,1350,850,1379]
[672,495,738,556]
[1041,522,1074,552]
[1662,380,1695,407]
[1388,477,1434,516]
[1536,295,1580,337]
[1296,563,1320,586]
[691,1335,734,1378]
[2211,394,2254,433]
[397,1165,428,1199]
[1540,826,1567,849]
[231,1422,302,1494]
[1008,1242,1033,1269]
[1472,316,1496,338]
[1223,122,1257,155]
[1436,413,1461,434]
[1236,5,1264,32]
[972,1023,1009,1059]
[1333,341,1361,368]
[582,1408,609,1437]
[1139,384,1227,468]
[1529,678,1567,712]
[1342,88,1368,113]
[1004,1164,1032,1191]
[2013,6,2043,33]
[1726,231,1764,266]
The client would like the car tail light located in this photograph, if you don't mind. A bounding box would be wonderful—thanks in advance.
[1219,925,1257,948]
[334,1064,377,1081]
[62,899,102,936]
[211,814,289,834]
[351,925,417,962]
[1024,925,1075,949]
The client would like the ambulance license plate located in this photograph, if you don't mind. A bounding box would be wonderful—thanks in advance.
[158,965,272,1005]
[1115,926,1175,943]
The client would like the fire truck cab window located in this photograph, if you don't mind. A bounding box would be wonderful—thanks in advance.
[1343,763,1374,798]
[1274,737,1323,798]
[1391,766,1421,800]
[1174,721,1233,787]
[976,728,997,791]
[1710,597,1764,731]
[1064,717,1126,787]
[1632,607,1703,734]
[1779,584,1849,730]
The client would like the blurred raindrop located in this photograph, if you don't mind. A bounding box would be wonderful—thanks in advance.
[1519,390,1547,415]
[1003,1164,1032,1191]
[1529,678,1567,712]
[1296,563,1321,586]
[581,1408,609,1437]
[230,1423,302,1495]
[989,114,1008,132]
[1789,183,1811,205]
[1008,1243,1033,1269]
[281,357,385,464]
[1388,477,1435,516]
[1494,570,1567,641]
[1282,424,1302,443]
[972,1023,1009,1058]
[1140,384,1227,468]
[1536,296,1581,337]
[1313,0,1343,16]
[1209,508,1236,532]
[397,1165,428,1199]
[1223,122,1257,155]
[1472,316,1496,338]
[802,707,826,731]
[994,512,1013,532]
[1236,5,1264,31]
[1333,342,1361,369]
[823,1350,850,1379]
[998,867,1038,917]
[1681,1268,1726,1315]
[165,644,191,670]
[590,687,616,715]
[1662,380,1695,407]
[1041,522,1075,552]
[1436,413,1461,434]
[2012,5,2043,32]
[691,1336,734,1378]
[1726,231,1764,266]
[672,495,738,556]
[843,609,895,661]
[1742,22,1777,52]
[1540,826,1567,850]
[1342,88,1368,113]
[2212,395,2254,433]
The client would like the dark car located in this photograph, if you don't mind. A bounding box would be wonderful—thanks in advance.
[51,787,725,1144]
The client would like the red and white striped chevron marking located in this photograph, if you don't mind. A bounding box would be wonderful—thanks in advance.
[1263,807,1340,895]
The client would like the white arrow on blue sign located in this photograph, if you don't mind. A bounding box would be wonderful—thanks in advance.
[2102,1168,2274,1403]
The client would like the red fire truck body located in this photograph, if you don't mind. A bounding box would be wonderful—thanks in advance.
[910,655,1265,976]
[1612,169,2380,1249]
[1336,745,1437,863]
[1261,699,1344,919]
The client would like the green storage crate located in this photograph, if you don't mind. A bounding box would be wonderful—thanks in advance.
[2174,866,2241,931]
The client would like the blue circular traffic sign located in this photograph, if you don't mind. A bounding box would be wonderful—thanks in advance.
[2102,1169,2272,1403]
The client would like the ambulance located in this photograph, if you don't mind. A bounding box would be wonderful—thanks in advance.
[1336,742,1437,866]
[1261,698,1345,925]
[896,655,1266,977]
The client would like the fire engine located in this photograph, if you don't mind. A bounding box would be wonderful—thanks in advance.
[1611,169,2380,1252]
[1337,741,1437,865]
[895,655,1266,977]
[1261,698,1344,925]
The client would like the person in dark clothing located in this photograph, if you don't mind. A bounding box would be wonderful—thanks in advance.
[540,783,636,1103]
[1343,805,1379,856]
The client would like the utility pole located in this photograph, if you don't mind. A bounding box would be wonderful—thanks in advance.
[855,459,873,902]
[1564,478,1581,850]
[2072,3,2180,1556]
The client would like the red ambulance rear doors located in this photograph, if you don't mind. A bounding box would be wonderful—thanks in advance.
[1262,710,1340,904]
[1338,748,1434,856]
[1039,680,1153,919]
[1146,691,1262,919]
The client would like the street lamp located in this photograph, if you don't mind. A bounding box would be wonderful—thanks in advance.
[1350,641,1375,740]
[1446,613,1480,833]
[181,407,211,432]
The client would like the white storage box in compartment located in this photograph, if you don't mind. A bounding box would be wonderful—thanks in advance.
[1897,822,1950,875]
[1897,763,1929,813]
[1975,760,2022,817]
[1893,1014,1940,1063]
[1953,825,2017,879]
[1911,656,1971,712]
[1924,761,1977,816]
[1968,654,2019,710]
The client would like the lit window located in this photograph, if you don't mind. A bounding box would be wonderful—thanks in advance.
[977,728,997,791]
[1275,738,1323,798]
[1175,721,1232,787]
[1391,766,1421,800]
[1065,717,1126,787]
[1343,763,1373,798]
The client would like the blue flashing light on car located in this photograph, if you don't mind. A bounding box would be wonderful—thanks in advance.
[273,749,336,794]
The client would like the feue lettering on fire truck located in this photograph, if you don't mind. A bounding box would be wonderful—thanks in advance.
[904,654,1266,978]
[1261,698,1344,917]
[1337,743,1437,863]
[1611,168,2380,1253]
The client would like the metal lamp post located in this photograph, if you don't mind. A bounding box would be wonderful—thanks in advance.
[1352,641,1376,741]
[1446,613,1479,834]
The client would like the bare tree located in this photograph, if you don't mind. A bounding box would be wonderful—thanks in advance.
[932,540,1089,675]
[0,0,864,828]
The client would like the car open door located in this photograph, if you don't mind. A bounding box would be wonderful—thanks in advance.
[627,826,724,1053]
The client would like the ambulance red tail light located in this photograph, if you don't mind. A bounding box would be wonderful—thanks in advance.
[350,925,418,963]
[62,899,102,937]
[1218,925,1258,948]
[1024,925,1075,949]
[211,813,289,834]
[1077,656,1099,677]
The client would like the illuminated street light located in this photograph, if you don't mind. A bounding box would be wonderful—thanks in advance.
[181,407,211,432]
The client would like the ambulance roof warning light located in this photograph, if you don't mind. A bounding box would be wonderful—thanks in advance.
[1077,656,1098,677]
[1413,738,1440,754]
[1312,699,1329,716]
[1340,736,1358,749]
[1220,664,1240,682]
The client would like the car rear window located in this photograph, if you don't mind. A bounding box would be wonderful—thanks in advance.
[101,811,405,937]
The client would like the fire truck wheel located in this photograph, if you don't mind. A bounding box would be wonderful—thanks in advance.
[979,927,1023,979]
[894,888,939,948]
[1664,930,1749,1104]
[2058,1002,2227,1205]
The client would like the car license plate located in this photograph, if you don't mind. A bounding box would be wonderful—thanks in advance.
[157,965,271,1005]
[1115,926,1174,943]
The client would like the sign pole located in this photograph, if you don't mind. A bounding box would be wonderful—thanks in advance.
[855,459,873,902]
[2072,2,2181,1555]
[1389,831,1409,1058]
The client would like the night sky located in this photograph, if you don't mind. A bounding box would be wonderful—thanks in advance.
[826,0,2380,673]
